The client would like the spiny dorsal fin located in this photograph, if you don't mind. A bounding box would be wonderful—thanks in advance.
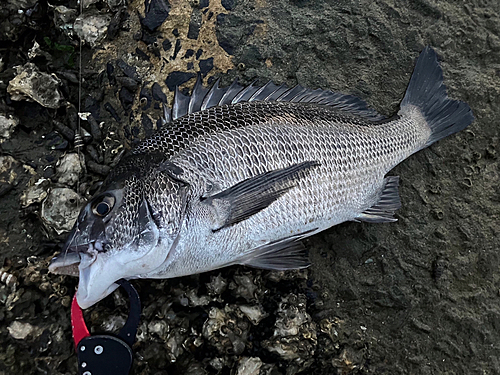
[163,75,386,122]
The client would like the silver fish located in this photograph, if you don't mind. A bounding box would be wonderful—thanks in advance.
[49,47,473,309]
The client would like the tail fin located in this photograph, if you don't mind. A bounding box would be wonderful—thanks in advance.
[400,46,473,148]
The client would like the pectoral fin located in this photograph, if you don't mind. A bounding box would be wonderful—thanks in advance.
[356,176,401,223]
[203,161,320,230]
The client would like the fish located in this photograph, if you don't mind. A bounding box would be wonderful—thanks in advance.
[49,47,473,309]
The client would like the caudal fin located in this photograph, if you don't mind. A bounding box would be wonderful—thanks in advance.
[400,47,474,148]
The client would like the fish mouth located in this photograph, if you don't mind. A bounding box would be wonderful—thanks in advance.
[48,239,108,276]
[48,251,81,276]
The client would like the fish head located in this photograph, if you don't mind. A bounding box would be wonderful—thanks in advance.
[49,154,187,308]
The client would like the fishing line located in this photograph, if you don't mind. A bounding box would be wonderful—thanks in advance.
[65,0,85,263]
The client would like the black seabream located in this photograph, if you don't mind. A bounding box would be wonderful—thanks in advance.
[49,47,473,309]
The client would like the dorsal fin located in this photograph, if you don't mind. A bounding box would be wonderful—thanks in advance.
[188,73,209,114]
[172,87,190,120]
[163,75,386,123]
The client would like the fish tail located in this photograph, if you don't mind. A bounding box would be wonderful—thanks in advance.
[399,46,474,148]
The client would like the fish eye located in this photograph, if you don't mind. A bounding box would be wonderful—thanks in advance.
[96,202,110,216]
[92,195,115,217]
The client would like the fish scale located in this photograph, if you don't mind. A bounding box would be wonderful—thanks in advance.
[49,47,474,309]
[161,103,426,257]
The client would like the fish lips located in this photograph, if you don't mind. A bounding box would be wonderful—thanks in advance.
[48,226,86,276]
[48,225,109,276]
[76,252,120,309]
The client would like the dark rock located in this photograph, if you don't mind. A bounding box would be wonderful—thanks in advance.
[216,13,238,55]
[172,28,179,37]
[165,71,196,91]
[43,166,55,179]
[86,145,102,163]
[141,31,157,45]
[0,182,13,198]
[221,0,235,10]
[239,45,263,68]
[116,59,140,81]
[184,49,195,58]
[172,39,181,59]
[14,102,49,130]
[107,8,127,40]
[199,0,209,8]
[119,87,134,111]
[162,39,172,51]
[188,8,202,40]
[117,76,140,91]
[196,48,203,59]
[142,113,154,137]
[87,160,111,176]
[199,57,214,76]
[106,63,116,86]
[187,62,194,70]
[152,83,167,102]
[104,102,121,122]
[53,121,74,141]
[141,0,171,32]
[136,47,150,61]
[87,115,102,142]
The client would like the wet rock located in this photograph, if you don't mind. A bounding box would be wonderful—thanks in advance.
[148,320,169,339]
[165,328,186,362]
[0,156,19,190]
[82,0,99,8]
[101,315,126,332]
[55,153,84,187]
[141,0,171,32]
[236,357,262,375]
[185,288,210,306]
[203,306,250,356]
[206,273,228,296]
[238,305,268,325]
[199,57,214,77]
[262,294,317,368]
[9,0,38,10]
[7,321,42,340]
[165,71,196,91]
[74,11,112,47]
[27,40,52,61]
[7,63,62,109]
[41,187,84,235]
[51,5,78,32]
[187,8,202,40]
[20,177,50,208]
[229,271,261,302]
[209,357,225,371]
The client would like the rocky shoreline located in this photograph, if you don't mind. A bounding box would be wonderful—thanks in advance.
[1,0,499,374]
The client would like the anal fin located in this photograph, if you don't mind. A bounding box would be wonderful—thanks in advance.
[357,176,401,223]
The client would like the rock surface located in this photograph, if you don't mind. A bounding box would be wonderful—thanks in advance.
[0,0,499,374]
